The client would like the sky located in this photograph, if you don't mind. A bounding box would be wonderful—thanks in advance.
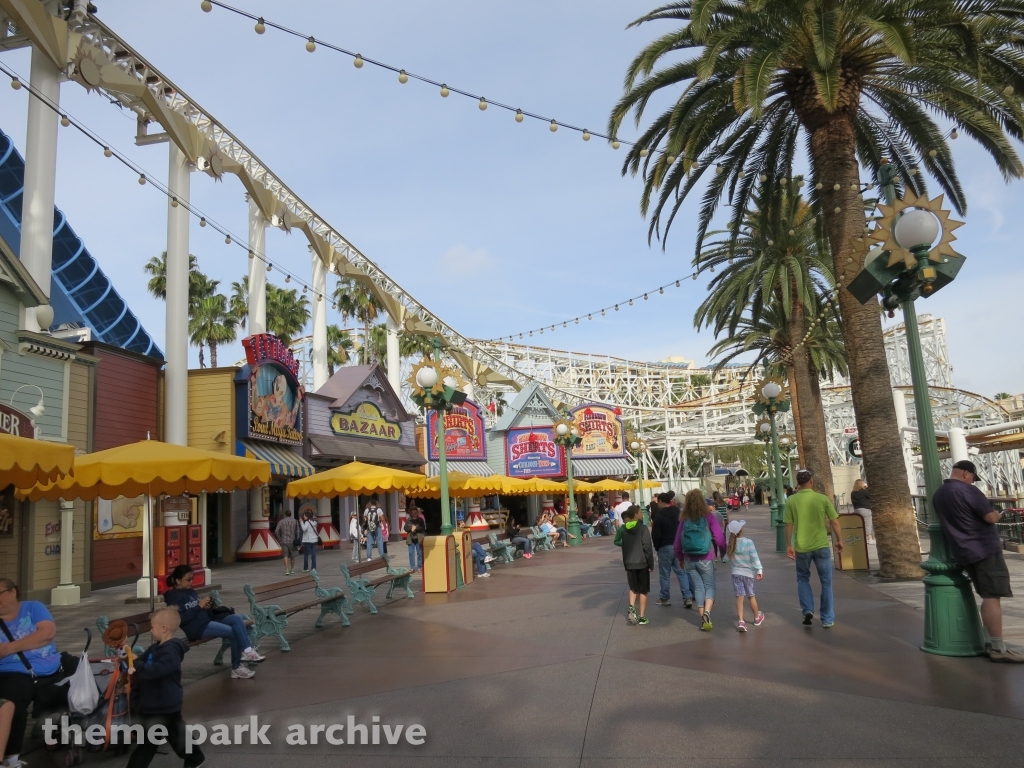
[0,1,1022,397]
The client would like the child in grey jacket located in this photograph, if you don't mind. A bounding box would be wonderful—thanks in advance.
[616,505,654,625]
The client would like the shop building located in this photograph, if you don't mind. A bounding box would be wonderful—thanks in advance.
[306,364,424,541]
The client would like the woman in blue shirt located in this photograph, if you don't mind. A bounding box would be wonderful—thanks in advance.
[163,566,264,679]
[0,578,59,766]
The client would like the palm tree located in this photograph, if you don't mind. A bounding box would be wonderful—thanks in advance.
[326,324,354,376]
[229,275,249,330]
[366,323,388,366]
[608,1,1024,577]
[189,294,237,368]
[333,277,383,358]
[266,284,310,347]
[144,252,214,310]
[695,180,838,499]
[994,392,1012,401]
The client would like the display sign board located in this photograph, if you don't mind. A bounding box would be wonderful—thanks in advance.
[848,438,863,459]
[237,334,304,446]
[94,495,145,540]
[506,427,565,478]
[330,402,402,442]
[0,403,34,439]
[426,400,486,461]
[570,405,625,458]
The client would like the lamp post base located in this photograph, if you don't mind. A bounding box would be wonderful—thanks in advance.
[921,524,986,656]
[769,499,785,552]
[567,516,581,547]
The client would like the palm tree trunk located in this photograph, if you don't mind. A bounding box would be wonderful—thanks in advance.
[198,344,205,369]
[809,115,921,578]
[787,300,834,502]
[786,361,805,463]
[210,341,218,369]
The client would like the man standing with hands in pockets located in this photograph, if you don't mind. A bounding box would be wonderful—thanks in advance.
[784,468,843,628]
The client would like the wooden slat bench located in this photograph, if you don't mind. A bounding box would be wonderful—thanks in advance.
[95,590,249,666]
[242,570,351,652]
[340,554,413,614]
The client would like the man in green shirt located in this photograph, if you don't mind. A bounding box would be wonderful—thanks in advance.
[784,468,843,628]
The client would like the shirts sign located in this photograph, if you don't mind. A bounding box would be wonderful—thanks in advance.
[506,427,565,478]
[426,400,486,461]
[570,405,624,458]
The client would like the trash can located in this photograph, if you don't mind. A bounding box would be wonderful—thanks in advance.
[460,530,474,585]
[422,534,458,593]
[836,512,870,570]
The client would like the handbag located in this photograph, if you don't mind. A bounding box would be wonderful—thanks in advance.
[292,520,302,548]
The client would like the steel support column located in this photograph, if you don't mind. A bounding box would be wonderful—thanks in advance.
[311,250,328,390]
[164,144,190,446]
[247,196,267,335]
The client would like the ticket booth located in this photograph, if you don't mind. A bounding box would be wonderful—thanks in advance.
[423,534,458,593]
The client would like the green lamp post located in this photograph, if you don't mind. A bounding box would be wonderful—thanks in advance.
[627,433,650,524]
[846,162,983,656]
[779,434,796,486]
[408,337,469,583]
[752,379,790,552]
[553,412,583,547]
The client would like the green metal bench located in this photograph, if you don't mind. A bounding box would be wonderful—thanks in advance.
[242,570,351,652]
[340,554,414,614]
[529,526,555,551]
[486,532,516,563]
[96,590,246,665]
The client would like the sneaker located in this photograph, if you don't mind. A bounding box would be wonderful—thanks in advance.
[701,612,713,631]
[484,555,495,563]
[822,622,834,629]
[627,606,639,625]
[988,647,1024,663]
[683,599,693,610]
[802,613,813,626]
[231,666,256,679]
[523,553,533,559]
[301,568,310,573]
[637,616,649,625]
[737,620,748,633]
[753,611,765,626]
[654,598,671,607]
[242,648,266,662]
[478,572,490,578]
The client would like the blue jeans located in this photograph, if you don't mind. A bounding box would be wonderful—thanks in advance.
[795,547,835,625]
[302,542,317,571]
[201,613,250,669]
[472,542,488,575]
[408,542,423,570]
[684,558,716,606]
[657,545,693,601]
[366,529,384,559]
[555,527,568,544]
[510,536,532,555]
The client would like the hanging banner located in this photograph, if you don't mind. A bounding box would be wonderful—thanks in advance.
[236,334,304,446]
[330,402,402,442]
[506,427,565,478]
[570,405,625,458]
[426,400,486,461]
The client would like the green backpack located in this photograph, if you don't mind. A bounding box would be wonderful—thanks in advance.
[682,516,711,556]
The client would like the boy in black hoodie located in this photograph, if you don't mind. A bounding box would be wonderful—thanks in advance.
[127,608,205,768]
[617,505,654,625]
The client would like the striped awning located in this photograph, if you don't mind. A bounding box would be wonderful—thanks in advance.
[571,457,635,479]
[426,461,493,478]
[238,440,315,478]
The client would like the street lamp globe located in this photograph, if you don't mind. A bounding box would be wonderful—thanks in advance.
[416,366,439,389]
[442,374,459,390]
[555,423,569,437]
[760,422,772,435]
[865,245,884,267]
[570,427,579,437]
[780,436,791,447]
[762,381,783,400]
[893,208,940,250]
[630,441,640,451]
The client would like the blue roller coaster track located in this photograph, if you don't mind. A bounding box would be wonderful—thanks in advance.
[0,126,162,359]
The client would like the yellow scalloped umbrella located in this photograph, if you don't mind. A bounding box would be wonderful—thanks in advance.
[1,433,74,489]
[408,471,509,499]
[588,478,635,492]
[571,480,600,493]
[18,439,270,501]
[641,479,661,489]
[286,460,426,498]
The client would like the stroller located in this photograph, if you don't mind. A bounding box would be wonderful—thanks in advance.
[37,625,138,766]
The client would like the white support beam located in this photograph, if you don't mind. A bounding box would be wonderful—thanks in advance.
[311,249,328,390]
[386,315,401,394]
[19,45,60,332]
[164,143,190,446]
[247,196,267,335]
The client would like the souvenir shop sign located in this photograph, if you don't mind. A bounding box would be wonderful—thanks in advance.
[570,405,625,458]
[506,427,565,478]
[238,334,304,446]
[330,402,402,442]
[0,403,34,439]
[427,400,486,461]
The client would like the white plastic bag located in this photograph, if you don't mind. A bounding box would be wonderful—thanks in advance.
[67,651,100,715]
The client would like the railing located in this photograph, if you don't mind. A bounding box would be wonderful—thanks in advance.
[997,508,1024,547]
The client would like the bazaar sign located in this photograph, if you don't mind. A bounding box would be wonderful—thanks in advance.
[506,427,565,478]
[330,402,402,442]
[570,405,624,458]
[237,334,304,446]
[426,400,486,461]
[0,403,34,439]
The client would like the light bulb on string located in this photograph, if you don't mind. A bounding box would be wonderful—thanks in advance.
[255,17,265,34]
[611,141,620,150]
[588,314,592,320]
[738,170,746,179]
[644,293,648,300]
[639,148,648,157]
[628,299,633,306]
[60,115,70,127]
[780,177,788,185]
[549,120,558,133]
[659,287,664,294]
[675,280,680,287]
[615,305,619,311]
[199,217,206,227]
[306,37,316,52]
[266,263,273,272]
[666,155,676,164]
[479,98,488,111]
[440,84,449,97]
[354,55,364,68]
[138,174,146,185]
[582,130,590,141]
[929,149,938,157]
[200,0,212,11]
[951,128,958,139]
[515,109,523,122]
[833,183,841,191]
[285,275,290,283]
[171,197,178,207]
[398,70,408,84]
[10,78,21,90]
[759,174,767,182]
[601,309,606,315]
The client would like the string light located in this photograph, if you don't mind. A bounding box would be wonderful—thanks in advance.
[582,130,590,141]
[60,115,70,127]
[354,54,363,68]
[138,174,146,185]
[549,120,558,132]
[305,36,316,53]
[479,98,488,111]
[201,0,212,10]
[398,70,409,84]
[440,84,449,97]
[10,77,21,90]
[515,109,523,122]
[199,217,207,227]
[255,17,265,34]
[103,146,112,157]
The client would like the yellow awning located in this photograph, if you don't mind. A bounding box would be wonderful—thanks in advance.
[1,433,74,489]
[18,440,271,501]
[409,472,513,499]
[286,461,427,498]
[588,478,636,492]
[239,440,314,478]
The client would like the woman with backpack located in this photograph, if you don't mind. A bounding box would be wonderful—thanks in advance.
[674,489,727,631]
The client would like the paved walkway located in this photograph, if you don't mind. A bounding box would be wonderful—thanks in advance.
[31,506,1024,767]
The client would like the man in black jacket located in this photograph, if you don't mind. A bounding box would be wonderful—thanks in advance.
[618,505,655,625]
[127,608,205,768]
[651,493,694,609]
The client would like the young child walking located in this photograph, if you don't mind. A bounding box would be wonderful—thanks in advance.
[616,505,654,625]
[726,520,765,633]
[127,608,206,768]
